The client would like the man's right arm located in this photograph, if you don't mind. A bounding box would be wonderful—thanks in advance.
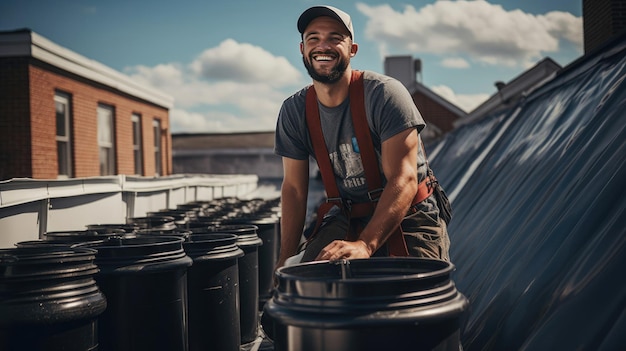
[275,157,310,270]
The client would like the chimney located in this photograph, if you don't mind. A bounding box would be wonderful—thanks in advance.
[384,56,422,88]
[583,0,626,53]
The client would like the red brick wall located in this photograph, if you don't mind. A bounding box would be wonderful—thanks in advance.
[412,93,459,135]
[0,58,33,179]
[1,58,171,180]
[29,64,59,179]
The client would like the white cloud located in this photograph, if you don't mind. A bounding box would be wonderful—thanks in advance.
[356,0,583,67]
[125,39,303,133]
[190,39,302,87]
[170,108,276,133]
[431,85,490,112]
[129,63,184,86]
[441,57,470,69]
[170,108,227,132]
[541,11,584,47]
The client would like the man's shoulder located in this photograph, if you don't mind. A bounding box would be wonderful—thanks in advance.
[361,70,407,96]
[362,70,401,84]
[282,85,309,107]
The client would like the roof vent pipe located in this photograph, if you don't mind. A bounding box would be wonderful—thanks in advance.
[414,59,422,83]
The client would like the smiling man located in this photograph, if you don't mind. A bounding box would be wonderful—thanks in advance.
[273,5,452,270]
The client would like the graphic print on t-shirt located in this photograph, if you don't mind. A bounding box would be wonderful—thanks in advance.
[329,140,367,191]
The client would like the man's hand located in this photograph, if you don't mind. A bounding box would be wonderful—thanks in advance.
[315,239,372,261]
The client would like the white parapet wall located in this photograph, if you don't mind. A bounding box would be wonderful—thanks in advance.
[0,174,259,248]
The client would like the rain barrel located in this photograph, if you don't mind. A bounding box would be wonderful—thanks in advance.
[134,228,192,241]
[264,257,469,351]
[0,246,107,351]
[127,215,177,231]
[206,224,263,345]
[224,214,280,309]
[15,240,81,249]
[84,236,193,351]
[86,223,139,234]
[148,209,196,228]
[184,233,244,351]
[44,229,129,243]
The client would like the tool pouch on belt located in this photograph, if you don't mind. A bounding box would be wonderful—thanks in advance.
[430,170,452,224]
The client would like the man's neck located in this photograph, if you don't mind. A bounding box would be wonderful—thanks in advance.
[312,68,353,108]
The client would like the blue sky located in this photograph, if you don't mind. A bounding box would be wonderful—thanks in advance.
[0,0,583,133]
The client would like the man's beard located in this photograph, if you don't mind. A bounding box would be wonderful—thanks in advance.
[303,54,348,84]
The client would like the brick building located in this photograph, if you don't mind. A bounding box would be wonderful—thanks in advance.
[0,29,174,180]
[384,56,467,142]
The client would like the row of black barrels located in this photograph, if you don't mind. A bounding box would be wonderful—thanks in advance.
[138,196,282,308]
[0,198,281,351]
[137,196,282,310]
[2,196,471,351]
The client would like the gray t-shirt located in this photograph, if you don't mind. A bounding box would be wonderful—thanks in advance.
[274,70,430,204]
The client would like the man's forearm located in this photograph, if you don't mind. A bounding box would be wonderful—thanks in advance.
[276,186,308,267]
[358,177,417,254]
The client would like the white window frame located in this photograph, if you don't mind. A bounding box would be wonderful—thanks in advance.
[153,119,162,176]
[132,113,144,175]
[55,91,73,178]
[97,104,116,175]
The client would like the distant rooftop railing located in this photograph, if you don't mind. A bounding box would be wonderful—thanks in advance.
[0,174,260,248]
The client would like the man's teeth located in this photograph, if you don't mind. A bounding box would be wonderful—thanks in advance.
[315,55,334,61]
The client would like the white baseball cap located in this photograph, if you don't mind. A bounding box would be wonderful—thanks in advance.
[297,5,354,41]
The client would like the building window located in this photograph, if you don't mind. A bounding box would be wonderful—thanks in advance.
[153,119,162,176]
[132,113,143,175]
[97,104,116,175]
[55,91,73,178]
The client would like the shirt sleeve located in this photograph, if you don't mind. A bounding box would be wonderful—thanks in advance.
[274,90,310,160]
[365,73,426,143]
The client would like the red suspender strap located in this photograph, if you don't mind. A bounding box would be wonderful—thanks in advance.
[305,84,341,235]
[348,71,383,199]
[413,140,437,205]
[348,71,408,257]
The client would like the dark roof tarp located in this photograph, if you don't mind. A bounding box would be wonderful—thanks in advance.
[427,35,626,350]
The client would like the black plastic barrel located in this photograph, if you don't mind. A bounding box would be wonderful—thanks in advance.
[184,233,244,351]
[127,215,177,231]
[84,236,193,351]
[0,246,107,351]
[134,228,192,241]
[148,209,196,228]
[264,257,469,351]
[176,203,207,216]
[44,229,128,243]
[87,223,140,234]
[224,214,280,308]
[206,224,263,345]
[15,240,80,248]
[187,214,224,231]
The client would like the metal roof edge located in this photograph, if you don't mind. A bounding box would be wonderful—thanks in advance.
[462,57,562,124]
